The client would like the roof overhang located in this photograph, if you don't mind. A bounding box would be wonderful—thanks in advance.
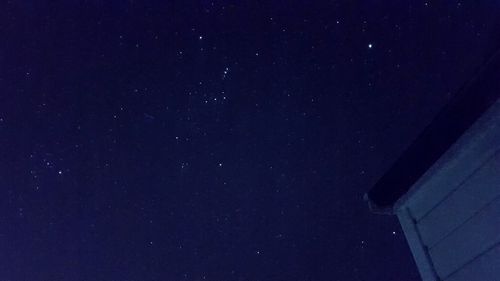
[366,49,500,214]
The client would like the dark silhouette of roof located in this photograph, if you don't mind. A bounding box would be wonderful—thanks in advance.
[366,49,500,212]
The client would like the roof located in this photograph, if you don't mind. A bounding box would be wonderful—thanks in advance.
[366,49,500,213]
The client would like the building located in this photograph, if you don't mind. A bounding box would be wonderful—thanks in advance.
[365,50,500,281]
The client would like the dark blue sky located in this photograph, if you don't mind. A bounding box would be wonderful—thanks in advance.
[1,1,499,280]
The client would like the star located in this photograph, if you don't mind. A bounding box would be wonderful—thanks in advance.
[368,43,373,49]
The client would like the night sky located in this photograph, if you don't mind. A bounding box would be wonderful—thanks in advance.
[1,1,500,280]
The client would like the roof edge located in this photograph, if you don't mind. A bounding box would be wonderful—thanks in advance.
[366,46,500,211]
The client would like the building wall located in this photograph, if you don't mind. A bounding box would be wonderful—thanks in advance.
[395,100,500,281]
